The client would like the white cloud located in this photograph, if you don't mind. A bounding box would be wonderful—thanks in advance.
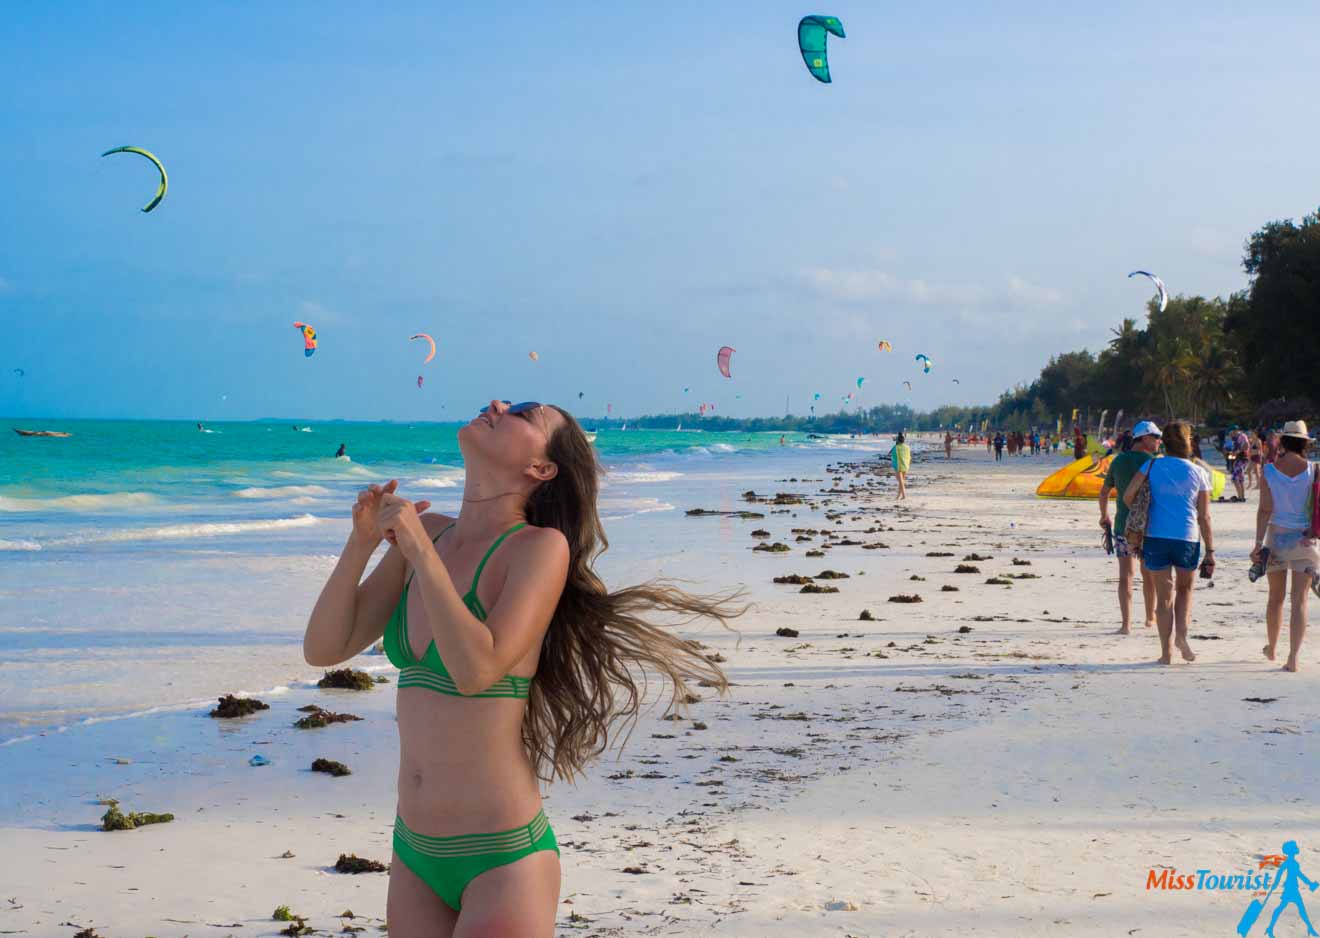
[1006,275,1065,307]
[797,266,1064,309]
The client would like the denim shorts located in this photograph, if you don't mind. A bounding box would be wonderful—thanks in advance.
[1142,536,1201,571]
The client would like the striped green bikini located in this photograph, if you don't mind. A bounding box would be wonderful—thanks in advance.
[384,522,532,698]
[385,521,559,911]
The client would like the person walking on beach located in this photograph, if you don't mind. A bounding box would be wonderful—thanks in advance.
[1251,421,1319,672]
[944,431,953,459]
[1100,421,1161,634]
[890,432,912,499]
[304,400,739,936]
[993,431,1005,462]
[1073,426,1087,460]
[1123,421,1215,665]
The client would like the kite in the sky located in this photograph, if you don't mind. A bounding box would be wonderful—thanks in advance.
[813,392,821,400]
[1128,270,1168,313]
[410,333,436,364]
[410,333,435,389]
[578,391,584,399]
[101,146,168,213]
[11,368,23,377]
[877,340,892,353]
[529,351,539,362]
[902,381,912,391]
[952,378,961,384]
[915,353,932,373]
[293,321,317,357]
[798,15,845,83]
[856,377,866,389]
[717,345,735,379]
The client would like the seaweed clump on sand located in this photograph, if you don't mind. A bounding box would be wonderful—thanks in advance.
[925,551,954,557]
[210,694,270,718]
[317,668,375,691]
[800,583,838,594]
[941,584,960,592]
[815,570,849,579]
[100,800,174,831]
[858,609,874,621]
[753,542,791,553]
[294,705,363,729]
[954,564,981,574]
[312,758,352,777]
[1012,558,1033,566]
[888,594,923,604]
[985,577,1013,586]
[963,553,992,562]
[775,626,800,638]
[774,574,813,584]
[335,853,388,874]
[805,549,826,558]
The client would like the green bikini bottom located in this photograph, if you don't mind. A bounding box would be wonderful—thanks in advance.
[393,808,559,912]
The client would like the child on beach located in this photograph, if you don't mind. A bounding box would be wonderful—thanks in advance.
[303,400,740,935]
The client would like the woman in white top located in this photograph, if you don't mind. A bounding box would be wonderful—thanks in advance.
[1123,421,1215,665]
[1251,421,1319,672]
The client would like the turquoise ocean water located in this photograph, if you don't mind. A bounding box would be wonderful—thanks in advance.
[1,419,896,743]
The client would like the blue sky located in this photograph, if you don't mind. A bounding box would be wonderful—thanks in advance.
[2,1,1318,421]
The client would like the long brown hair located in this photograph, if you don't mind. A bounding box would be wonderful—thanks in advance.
[521,406,744,783]
[1163,421,1193,458]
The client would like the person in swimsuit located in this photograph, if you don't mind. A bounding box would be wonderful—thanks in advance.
[303,400,740,936]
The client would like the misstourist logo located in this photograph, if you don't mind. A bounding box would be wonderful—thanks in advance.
[1146,841,1320,936]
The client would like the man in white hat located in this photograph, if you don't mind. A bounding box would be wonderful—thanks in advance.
[1100,421,1162,633]
[1251,420,1319,671]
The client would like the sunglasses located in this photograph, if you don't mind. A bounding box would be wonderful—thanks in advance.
[478,401,543,415]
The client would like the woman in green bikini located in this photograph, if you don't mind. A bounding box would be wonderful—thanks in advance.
[303,400,738,937]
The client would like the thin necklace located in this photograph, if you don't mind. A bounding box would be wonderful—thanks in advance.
[461,491,523,504]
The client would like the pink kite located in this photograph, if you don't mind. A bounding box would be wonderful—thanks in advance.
[716,346,735,379]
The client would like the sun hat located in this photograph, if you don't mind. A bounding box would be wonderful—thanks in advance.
[1132,420,1162,439]
[1280,420,1311,440]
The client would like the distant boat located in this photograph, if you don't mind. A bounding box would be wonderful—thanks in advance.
[584,432,597,443]
[13,428,71,438]
[676,422,682,431]
[621,423,628,432]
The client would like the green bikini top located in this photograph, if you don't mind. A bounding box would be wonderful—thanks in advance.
[383,522,532,699]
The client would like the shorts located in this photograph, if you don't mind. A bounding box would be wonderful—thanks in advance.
[1264,527,1320,574]
[1142,536,1201,571]
[1230,459,1245,482]
[1114,534,1135,559]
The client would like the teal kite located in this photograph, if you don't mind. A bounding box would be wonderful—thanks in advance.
[101,146,168,213]
[798,16,845,83]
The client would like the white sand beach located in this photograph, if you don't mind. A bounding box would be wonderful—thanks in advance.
[4,443,1317,937]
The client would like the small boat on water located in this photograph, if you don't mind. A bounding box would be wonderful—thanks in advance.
[583,432,597,443]
[13,428,72,438]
